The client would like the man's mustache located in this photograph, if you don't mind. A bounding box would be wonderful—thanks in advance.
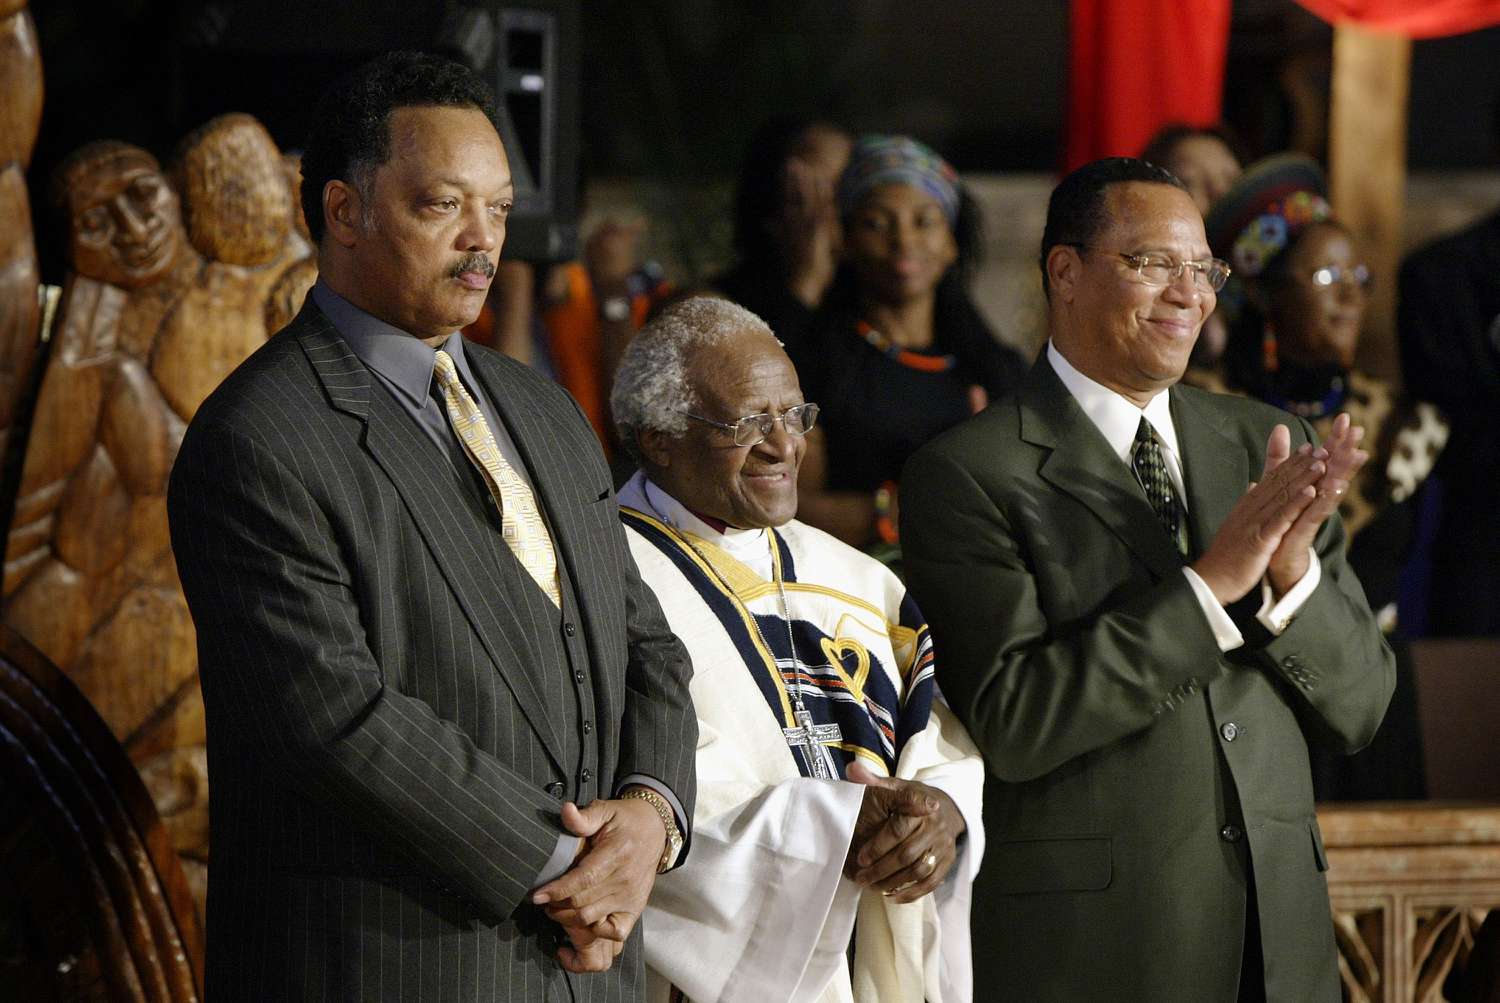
[449,254,496,279]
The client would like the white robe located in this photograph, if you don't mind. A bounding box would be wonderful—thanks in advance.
[618,473,985,1003]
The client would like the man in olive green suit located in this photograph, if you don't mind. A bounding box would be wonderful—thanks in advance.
[901,158,1394,1001]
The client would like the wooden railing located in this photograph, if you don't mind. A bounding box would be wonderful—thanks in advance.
[1320,803,1500,1003]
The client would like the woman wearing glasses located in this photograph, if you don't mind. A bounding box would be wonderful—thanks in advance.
[1206,153,1447,801]
[788,135,1025,563]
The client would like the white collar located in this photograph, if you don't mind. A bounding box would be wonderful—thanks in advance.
[1046,341,1182,467]
[627,472,774,569]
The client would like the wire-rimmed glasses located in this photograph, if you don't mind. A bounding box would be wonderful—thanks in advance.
[678,402,820,447]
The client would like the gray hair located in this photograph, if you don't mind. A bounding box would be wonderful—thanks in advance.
[610,295,773,464]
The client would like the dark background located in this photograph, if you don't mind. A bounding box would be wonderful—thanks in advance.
[23,0,1500,282]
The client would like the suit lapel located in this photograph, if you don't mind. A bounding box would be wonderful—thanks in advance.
[1020,357,1186,581]
[1170,385,1248,559]
[295,308,568,771]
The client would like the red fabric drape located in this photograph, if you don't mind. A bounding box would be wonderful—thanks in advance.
[1065,0,1233,173]
[1293,0,1500,38]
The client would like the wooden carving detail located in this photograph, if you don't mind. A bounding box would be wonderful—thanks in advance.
[0,0,44,510]
[1336,907,1385,1002]
[1,115,315,915]
[0,624,203,1000]
[1320,804,1500,1003]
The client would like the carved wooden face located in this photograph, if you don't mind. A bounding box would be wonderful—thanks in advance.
[177,114,292,267]
[66,151,182,289]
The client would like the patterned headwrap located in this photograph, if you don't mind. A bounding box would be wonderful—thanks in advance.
[837,135,960,225]
[1205,153,1332,279]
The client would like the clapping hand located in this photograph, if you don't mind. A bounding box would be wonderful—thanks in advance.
[1263,414,1368,596]
[843,761,966,905]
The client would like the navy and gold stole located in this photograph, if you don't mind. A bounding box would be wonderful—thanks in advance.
[621,507,935,778]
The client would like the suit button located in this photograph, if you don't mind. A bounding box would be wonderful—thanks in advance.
[1220,824,1243,843]
[544,781,564,799]
[564,621,577,637]
[582,719,593,735]
[574,669,586,684]
[580,769,592,784]
[1220,722,1239,742]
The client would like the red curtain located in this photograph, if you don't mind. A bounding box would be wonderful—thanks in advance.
[1293,0,1500,38]
[1065,0,1233,173]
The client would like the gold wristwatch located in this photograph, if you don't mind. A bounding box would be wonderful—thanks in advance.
[621,787,682,873]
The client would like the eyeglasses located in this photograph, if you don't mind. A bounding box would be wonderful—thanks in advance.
[1116,251,1232,292]
[1071,244,1231,292]
[678,402,820,446]
[1309,264,1371,290]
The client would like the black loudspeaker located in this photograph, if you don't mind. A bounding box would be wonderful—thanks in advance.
[483,3,581,263]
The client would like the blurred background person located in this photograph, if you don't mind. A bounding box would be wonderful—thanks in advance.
[1141,123,1246,217]
[1142,122,1247,377]
[1208,154,1447,801]
[1397,97,1500,638]
[464,213,672,466]
[712,116,852,348]
[791,135,1026,562]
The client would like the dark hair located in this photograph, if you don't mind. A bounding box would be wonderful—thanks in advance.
[299,51,498,243]
[1139,122,1248,171]
[1038,157,1186,297]
[730,116,847,266]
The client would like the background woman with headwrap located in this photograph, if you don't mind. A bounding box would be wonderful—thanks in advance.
[1206,153,1447,800]
[790,135,1026,559]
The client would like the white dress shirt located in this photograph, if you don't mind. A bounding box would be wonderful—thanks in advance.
[1046,342,1320,651]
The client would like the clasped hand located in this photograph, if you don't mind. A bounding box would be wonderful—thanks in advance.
[1193,414,1368,605]
[531,796,666,974]
[843,761,966,905]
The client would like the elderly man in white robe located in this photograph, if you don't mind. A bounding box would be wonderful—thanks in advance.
[609,296,985,1003]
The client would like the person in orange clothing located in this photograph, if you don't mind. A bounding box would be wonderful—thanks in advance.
[465,217,670,462]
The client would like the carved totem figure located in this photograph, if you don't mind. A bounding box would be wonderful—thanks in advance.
[0,0,45,487]
[2,117,315,912]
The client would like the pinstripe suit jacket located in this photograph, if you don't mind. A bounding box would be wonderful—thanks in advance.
[168,302,697,1002]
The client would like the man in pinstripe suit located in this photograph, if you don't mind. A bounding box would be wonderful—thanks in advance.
[167,52,697,1001]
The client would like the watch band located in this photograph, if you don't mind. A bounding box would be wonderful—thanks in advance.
[621,787,681,873]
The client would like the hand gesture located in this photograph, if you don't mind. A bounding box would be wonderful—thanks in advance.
[777,155,841,307]
[844,761,966,905]
[1191,425,1327,604]
[1264,413,1368,596]
[532,796,667,967]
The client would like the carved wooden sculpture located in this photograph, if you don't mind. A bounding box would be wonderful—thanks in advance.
[0,0,45,506]
[1321,804,1500,1003]
[0,624,203,1000]
[2,115,315,913]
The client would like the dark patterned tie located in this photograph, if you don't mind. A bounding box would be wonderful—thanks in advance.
[1132,416,1188,556]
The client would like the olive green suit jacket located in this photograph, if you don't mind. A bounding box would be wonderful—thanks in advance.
[901,357,1394,1002]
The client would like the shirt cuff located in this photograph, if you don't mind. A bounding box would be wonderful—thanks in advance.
[616,773,687,867]
[1182,567,1245,653]
[1257,547,1322,634]
[533,833,582,891]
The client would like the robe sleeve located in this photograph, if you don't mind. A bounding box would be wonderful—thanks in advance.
[642,767,865,1003]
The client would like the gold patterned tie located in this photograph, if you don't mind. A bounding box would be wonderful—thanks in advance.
[432,350,561,606]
